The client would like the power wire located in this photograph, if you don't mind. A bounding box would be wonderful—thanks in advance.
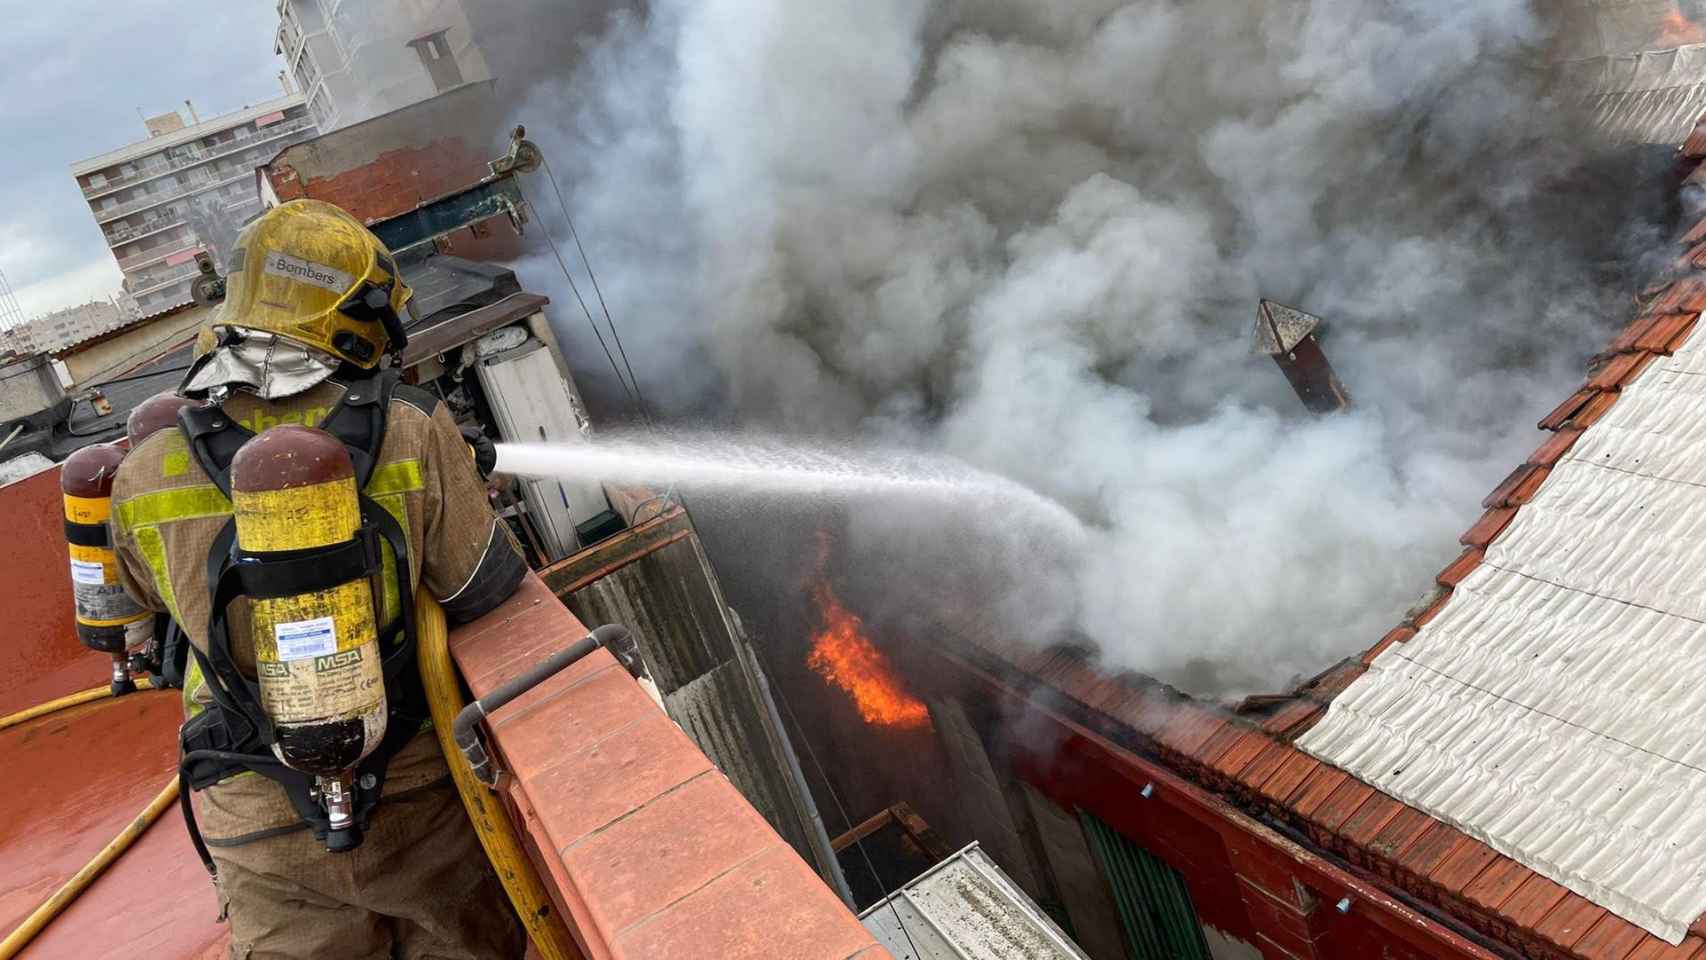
[760,648,926,960]
[516,180,645,419]
[539,156,649,423]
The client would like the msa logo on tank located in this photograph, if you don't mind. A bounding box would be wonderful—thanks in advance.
[263,251,354,295]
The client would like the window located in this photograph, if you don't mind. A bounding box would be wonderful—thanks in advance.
[407,30,464,93]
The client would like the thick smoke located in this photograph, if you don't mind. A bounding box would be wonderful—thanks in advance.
[503,0,1668,695]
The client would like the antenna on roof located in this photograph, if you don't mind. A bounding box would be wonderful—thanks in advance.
[0,266,25,332]
[1253,299,1352,414]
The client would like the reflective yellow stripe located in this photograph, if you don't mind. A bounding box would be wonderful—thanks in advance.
[367,459,423,497]
[374,493,410,626]
[116,485,232,533]
[182,656,206,718]
[134,527,182,624]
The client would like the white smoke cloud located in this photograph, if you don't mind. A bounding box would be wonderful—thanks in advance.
[504,0,1668,695]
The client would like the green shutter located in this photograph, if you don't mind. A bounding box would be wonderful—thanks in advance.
[1079,811,1214,960]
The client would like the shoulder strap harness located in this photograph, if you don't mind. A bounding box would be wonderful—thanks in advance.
[175,370,442,874]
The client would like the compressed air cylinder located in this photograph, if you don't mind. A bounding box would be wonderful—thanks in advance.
[231,425,387,777]
[62,444,152,689]
[127,391,201,446]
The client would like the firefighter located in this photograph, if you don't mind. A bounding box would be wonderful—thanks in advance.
[108,200,527,959]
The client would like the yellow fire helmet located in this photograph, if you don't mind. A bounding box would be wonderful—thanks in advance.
[213,199,413,368]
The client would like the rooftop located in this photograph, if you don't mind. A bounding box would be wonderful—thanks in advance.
[69,94,305,176]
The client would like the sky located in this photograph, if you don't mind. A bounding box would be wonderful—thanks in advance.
[0,2,285,320]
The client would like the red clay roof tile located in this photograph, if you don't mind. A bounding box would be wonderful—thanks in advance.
[1610,316,1663,353]
[1257,752,1322,804]
[1626,934,1706,960]
[1367,809,1440,863]
[1680,215,1706,246]
[1233,741,1295,786]
[1305,661,1367,700]
[1462,857,1532,913]
[1587,352,1650,390]
[1484,464,1551,508]
[1437,548,1484,588]
[1540,388,1602,430]
[1668,317,1702,354]
[1460,508,1518,549]
[1410,590,1450,628]
[1396,827,1471,882]
[1530,426,1587,467]
[1210,729,1275,779]
[1573,914,1652,960]
[1193,722,1250,767]
[1428,839,1500,895]
[1154,708,1229,758]
[1310,778,1376,832]
[1260,699,1325,738]
[1573,391,1623,429]
[1339,791,1405,846]
[1504,874,1573,929]
[1537,895,1610,951]
[1636,312,1700,354]
[1650,277,1706,315]
[1287,766,1351,817]
[1362,626,1415,665]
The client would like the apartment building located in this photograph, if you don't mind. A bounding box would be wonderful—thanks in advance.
[276,0,491,133]
[25,300,141,354]
[69,96,318,316]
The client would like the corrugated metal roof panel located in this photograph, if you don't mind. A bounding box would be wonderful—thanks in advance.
[860,844,1090,960]
[1562,43,1706,144]
[1298,319,1706,944]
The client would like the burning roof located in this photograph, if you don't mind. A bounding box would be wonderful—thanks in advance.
[954,106,1706,960]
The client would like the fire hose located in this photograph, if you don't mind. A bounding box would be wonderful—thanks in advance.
[415,592,588,960]
[0,677,155,732]
[0,680,172,959]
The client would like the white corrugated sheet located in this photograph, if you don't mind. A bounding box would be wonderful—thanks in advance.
[1298,322,1706,944]
[1560,43,1706,145]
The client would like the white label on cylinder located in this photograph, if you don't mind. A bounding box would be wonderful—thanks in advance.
[70,559,106,585]
[275,616,338,662]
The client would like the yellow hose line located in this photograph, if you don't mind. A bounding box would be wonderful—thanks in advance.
[415,592,585,960]
[0,775,179,960]
[0,677,156,733]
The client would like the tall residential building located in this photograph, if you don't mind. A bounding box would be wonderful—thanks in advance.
[69,95,319,316]
[275,0,491,133]
[23,299,141,354]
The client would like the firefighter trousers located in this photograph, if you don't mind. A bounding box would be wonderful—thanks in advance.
[204,744,523,959]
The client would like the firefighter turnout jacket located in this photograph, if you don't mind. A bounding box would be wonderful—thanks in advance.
[109,375,526,844]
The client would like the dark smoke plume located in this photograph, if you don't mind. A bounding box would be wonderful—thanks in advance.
[493,0,1671,695]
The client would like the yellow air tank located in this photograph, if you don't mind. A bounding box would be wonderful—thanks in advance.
[230,425,387,849]
[62,444,152,694]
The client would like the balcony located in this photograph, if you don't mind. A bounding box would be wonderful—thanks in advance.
[130,265,198,300]
[96,164,260,225]
[108,216,187,250]
[117,236,197,272]
[81,116,315,204]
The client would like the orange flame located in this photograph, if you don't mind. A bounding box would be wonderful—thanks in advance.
[1659,4,1706,46]
[806,583,932,730]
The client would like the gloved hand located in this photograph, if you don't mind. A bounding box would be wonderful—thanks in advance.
[460,424,498,479]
